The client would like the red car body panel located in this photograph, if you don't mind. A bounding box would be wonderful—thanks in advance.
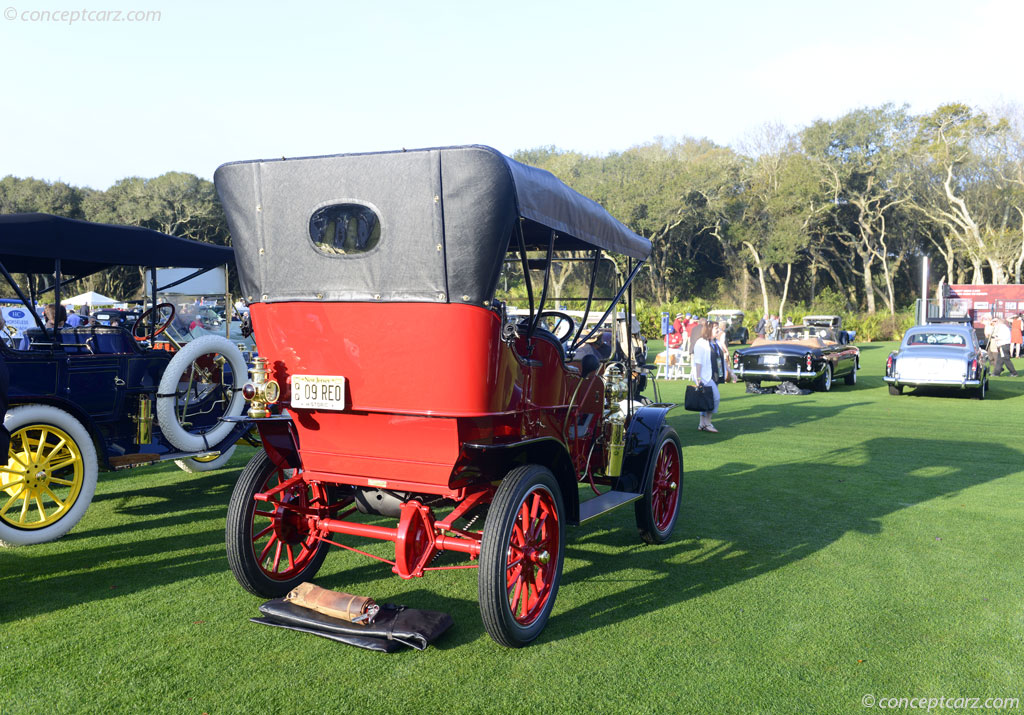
[251,301,602,494]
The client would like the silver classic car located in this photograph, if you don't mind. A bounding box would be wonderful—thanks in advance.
[884,324,990,398]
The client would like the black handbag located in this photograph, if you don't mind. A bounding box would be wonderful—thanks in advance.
[684,384,715,412]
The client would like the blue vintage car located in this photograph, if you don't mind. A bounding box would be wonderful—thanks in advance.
[0,213,250,546]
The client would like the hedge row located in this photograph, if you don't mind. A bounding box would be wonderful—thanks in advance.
[635,301,917,343]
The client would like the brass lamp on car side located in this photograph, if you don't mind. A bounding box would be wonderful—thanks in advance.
[243,357,280,418]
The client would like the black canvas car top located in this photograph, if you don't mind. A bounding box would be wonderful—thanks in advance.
[0,213,234,276]
[215,145,651,305]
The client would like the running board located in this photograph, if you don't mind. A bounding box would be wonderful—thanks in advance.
[579,490,642,523]
[107,450,223,471]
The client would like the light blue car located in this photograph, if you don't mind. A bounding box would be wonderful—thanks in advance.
[884,323,989,398]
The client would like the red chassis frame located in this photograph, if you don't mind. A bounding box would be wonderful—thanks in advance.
[246,300,608,579]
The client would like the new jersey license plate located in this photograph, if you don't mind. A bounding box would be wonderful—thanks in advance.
[291,375,347,410]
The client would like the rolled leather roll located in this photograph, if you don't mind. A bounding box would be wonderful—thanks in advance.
[285,582,376,623]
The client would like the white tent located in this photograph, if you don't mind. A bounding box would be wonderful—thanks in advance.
[60,291,118,307]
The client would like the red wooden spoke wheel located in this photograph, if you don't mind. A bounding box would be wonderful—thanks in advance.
[479,464,565,647]
[635,426,683,544]
[225,451,330,597]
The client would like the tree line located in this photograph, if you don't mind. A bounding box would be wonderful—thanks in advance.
[3,101,1023,317]
[0,172,231,299]
[516,102,1024,319]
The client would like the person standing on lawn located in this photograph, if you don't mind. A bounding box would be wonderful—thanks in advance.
[692,320,723,433]
[716,320,738,383]
[687,315,702,359]
[681,313,693,353]
[987,318,1019,377]
[754,314,767,339]
[665,313,685,370]
[1011,314,1023,359]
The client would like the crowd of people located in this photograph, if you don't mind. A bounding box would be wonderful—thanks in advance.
[753,314,796,340]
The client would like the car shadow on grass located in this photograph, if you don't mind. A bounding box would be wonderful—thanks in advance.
[669,399,874,445]
[0,514,410,624]
[538,436,1021,645]
[90,469,236,516]
[898,383,1018,400]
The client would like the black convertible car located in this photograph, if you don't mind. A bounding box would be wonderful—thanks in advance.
[732,325,860,391]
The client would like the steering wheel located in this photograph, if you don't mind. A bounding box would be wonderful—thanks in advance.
[132,302,176,342]
[535,311,577,341]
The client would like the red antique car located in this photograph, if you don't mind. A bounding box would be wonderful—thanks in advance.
[215,145,683,646]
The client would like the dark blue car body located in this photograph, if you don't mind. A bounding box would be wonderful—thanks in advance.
[0,213,249,546]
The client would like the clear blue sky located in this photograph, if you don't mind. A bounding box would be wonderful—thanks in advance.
[1,0,1019,189]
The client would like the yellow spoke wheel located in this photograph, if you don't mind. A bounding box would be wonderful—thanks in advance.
[2,424,84,528]
[174,444,237,473]
[0,405,98,546]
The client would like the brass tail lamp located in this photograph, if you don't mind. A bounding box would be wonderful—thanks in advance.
[243,357,281,418]
[603,363,629,478]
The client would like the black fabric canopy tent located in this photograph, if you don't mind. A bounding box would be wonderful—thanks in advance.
[0,213,235,337]
[0,213,234,276]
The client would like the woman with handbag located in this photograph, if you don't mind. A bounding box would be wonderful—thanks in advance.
[691,320,723,433]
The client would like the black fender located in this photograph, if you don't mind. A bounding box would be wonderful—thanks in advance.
[222,414,300,470]
[615,403,684,494]
[460,437,578,525]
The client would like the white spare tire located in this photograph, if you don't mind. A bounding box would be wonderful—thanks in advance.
[0,405,99,546]
[156,335,248,452]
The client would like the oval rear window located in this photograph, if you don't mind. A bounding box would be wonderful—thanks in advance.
[309,203,381,255]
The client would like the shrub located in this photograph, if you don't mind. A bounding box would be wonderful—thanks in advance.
[636,299,715,337]
[845,311,916,341]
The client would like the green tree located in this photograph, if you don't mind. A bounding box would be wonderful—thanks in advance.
[802,105,913,315]
[910,104,1016,284]
[82,172,229,298]
[730,132,820,319]
[0,176,89,217]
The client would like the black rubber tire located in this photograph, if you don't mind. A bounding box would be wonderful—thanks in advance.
[635,426,683,544]
[739,328,749,345]
[478,464,565,648]
[817,363,833,392]
[225,450,329,597]
[888,384,902,395]
[844,363,857,386]
[974,379,986,400]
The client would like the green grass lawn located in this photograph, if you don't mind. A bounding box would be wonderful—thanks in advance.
[3,342,1023,714]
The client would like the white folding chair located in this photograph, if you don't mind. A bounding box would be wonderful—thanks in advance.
[654,351,670,379]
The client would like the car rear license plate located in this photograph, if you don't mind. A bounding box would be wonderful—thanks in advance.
[291,375,347,410]
[762,355,782,366]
